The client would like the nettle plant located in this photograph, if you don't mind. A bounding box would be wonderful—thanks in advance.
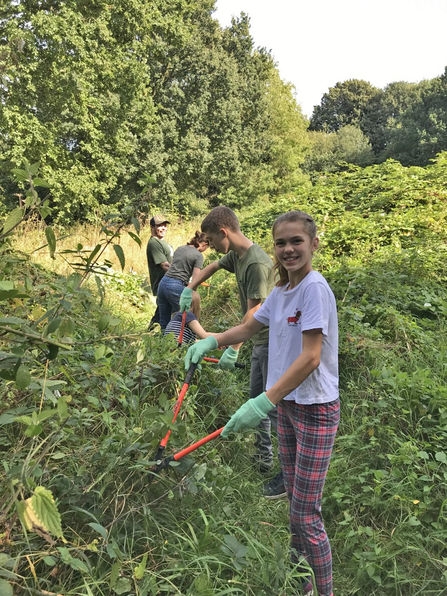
[0,161,146,549]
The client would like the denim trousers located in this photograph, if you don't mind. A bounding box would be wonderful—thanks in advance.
[249,342,278,467]
[157,276,185,330]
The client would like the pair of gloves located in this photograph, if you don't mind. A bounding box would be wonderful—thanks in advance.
[184,331,276,439]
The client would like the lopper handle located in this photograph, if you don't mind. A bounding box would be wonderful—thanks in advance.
[172,427,224,461]
[152,428,224,477]
[202,357,245,369]
[177,310,187,347]
[158,361,198,450]
[184,361,198,385]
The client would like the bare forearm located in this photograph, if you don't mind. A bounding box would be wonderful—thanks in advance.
[213,317,263,347]
[187,261,219,290]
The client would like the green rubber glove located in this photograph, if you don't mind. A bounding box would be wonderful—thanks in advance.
[221,392,275,438]
[179,287,193,312]
[185,336,218,369]
[218,346,239,370]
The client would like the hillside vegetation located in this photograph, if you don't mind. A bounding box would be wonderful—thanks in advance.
[1,155,447,595]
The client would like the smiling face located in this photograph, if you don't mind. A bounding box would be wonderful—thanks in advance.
[152,223,167,239]
[273,220,319,287]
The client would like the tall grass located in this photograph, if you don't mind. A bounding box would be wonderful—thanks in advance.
[12,216,205,278]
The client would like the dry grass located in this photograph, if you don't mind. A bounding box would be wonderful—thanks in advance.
[12,216,205,277]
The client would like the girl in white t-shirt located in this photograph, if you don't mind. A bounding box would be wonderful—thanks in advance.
[185,211,339,596]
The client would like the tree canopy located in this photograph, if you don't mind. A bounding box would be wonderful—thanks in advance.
[0,1,309,222]
[310,71,447,167]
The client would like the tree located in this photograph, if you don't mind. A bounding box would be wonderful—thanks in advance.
[309,79,380,133]
[361,81,422,154]
[0,0,159,222]
[0,2,310,221]
[303,126,373,175]
[263,68,309,193]
[384,69,447,166]
[334,125,374,167]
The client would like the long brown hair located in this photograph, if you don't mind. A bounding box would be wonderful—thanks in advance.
[272,211,318,287]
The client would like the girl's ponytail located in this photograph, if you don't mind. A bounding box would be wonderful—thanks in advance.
[187,231,208,248]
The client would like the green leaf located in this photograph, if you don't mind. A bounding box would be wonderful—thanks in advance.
[58,317,75,338]
[85,244,102,267]
[33,177,51,188]
[2,207,25,235]
[45,317,62,335]
[435,452,447,463]
[408,516,421,526]
[37,409,58,422]
[0,289,28,300]
[57,396,69,420]
[0,578,13,596]
[15,365,31,389]
[11,168,29,181]
[31,486,63,538]
[88,522,108,540]
[0,282,14,290]
[61,554,89,573]
[134,553,148,580]
[28,161,40,175]
[113,244,125,271]
[45,226,56,258]
[46,344,59,360]
[113,578,132,595]
[94,345,106,360]
[0,317,28,325]
[127,231,141,246]
[110,562,120,587]
[25,423,43,437]
[131,217,141,234]
[98,315,111,332]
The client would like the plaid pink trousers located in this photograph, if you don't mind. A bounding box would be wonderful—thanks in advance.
[277,399,340,596]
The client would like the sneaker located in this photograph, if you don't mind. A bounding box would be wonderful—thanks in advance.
[263,471,287,499]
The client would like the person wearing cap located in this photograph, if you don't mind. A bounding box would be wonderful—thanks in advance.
[146,215,173,328]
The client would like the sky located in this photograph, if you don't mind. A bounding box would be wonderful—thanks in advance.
[214,0,447,118]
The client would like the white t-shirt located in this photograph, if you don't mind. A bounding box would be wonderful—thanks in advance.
[253,271,339,405]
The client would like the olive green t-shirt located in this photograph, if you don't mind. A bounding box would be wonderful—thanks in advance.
[146,237,173,294]
[218,243,274,345]
[166,245,204,285]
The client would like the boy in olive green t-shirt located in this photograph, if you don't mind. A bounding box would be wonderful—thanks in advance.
[179,206,286,499]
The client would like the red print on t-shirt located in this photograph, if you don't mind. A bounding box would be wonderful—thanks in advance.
[287,309,302,326]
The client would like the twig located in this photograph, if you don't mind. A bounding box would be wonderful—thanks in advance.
[0,326,72,349]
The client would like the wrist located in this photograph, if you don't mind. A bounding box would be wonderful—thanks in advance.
[259,391,276,410]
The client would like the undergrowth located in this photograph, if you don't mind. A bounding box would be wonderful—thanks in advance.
[1,156,447,595]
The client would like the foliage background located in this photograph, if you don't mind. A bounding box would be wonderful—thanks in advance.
[1,2,447,595]
[1,154,447,595]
